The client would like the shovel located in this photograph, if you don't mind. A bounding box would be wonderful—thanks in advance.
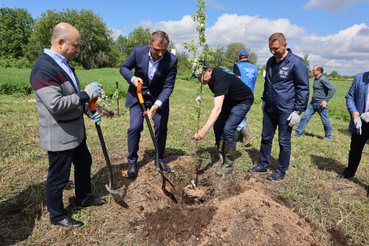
[136,83,175,189]
[87,98,120,197]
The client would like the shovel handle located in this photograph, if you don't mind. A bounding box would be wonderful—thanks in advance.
[137,83,144,104]
[85,85,98,112]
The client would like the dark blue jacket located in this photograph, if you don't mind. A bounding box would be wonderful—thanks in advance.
[263,49,309,114]
[120,45,178,111]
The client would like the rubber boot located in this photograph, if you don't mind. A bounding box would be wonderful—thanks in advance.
[240,126,255,146]
[210,140,224,167]
[237,131,243,143]
[215,144,236,176]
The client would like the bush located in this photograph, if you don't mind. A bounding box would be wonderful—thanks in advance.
[0,57,33,68]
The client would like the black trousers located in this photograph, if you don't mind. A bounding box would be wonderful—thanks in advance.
[46,140,92,222]
[344,122,369,176]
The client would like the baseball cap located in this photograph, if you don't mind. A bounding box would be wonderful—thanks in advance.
[239,50,249,56]
[190,61,210,79]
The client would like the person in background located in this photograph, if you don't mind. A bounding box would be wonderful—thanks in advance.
[30,22,106,228]
[292,64,336,141]
[233,50,258,146]
[193,62,254,176]
[338,71,369,179]
[120,31,178,178]
[248,32,309,181]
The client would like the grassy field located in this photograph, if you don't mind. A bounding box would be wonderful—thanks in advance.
[1,68,368,245]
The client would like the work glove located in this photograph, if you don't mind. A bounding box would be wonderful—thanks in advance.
[287,110,301,127]
[84,81,101,99]
[354,117,362,135]
[360,112,369,123]
[85,103,102,125]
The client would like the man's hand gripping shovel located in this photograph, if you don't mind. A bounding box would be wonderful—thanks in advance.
[87,97,122,201]
[137,83,175,189]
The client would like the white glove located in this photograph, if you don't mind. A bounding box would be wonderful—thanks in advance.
[84,81,101,99]
[360,112,369,123]
[85,104,102,125]
[287,110,301,127]
[354,117,362,135]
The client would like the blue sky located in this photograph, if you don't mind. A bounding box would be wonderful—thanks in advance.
[2,0,369,75]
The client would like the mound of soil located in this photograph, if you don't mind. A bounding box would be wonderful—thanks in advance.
[1,151,357,245]
[115,154,322,246]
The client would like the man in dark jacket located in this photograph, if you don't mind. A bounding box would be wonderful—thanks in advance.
[120,31,178,178]
[193,63,254,175]
[30,22,106,228]
[248,32,309,181]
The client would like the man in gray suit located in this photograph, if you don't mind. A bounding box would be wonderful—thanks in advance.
[30,22,106,228]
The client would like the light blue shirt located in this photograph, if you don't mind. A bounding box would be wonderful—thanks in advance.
[44,48,79,92]
[131,51,164,107]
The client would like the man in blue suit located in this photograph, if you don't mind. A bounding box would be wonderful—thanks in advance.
[338,71,369,179]
[120,31,178,178]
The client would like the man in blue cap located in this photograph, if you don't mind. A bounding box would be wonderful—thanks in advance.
[233,50,258,146]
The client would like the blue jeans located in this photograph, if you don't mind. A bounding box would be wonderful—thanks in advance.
[295,102,332,139]
[214,103,252,146]
[259,112,292,175]
[236,116,247,131]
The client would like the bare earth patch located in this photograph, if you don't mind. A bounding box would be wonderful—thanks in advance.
[0,151,356,245]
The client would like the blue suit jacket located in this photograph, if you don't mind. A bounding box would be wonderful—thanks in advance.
[120,45,178,111]
[346,71,369,133]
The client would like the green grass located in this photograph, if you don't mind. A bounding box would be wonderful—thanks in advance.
[1,69,368,245]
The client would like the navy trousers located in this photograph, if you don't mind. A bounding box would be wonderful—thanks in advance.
[259,112,292,175]
[47,140,92,222]
[344,122,369,176]
[127,100,169,164]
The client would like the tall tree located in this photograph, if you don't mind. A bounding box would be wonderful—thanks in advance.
[25,8,115,69]
[224,42,258,70]
[125,26,151,56]
[213,46,225,67]
[0,7,33,58]
[329,70,340,78]
[304,53,312,77]
[116,34,127,55]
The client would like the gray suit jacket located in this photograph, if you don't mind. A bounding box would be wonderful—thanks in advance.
[30,52,90,151]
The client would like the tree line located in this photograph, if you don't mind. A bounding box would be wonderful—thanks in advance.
[0,7,354,80]
[0,7,260,73]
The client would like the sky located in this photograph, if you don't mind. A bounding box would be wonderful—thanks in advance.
[2,0,369,75]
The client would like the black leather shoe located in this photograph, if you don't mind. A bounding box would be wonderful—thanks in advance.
[337,173,354,179]
[248,165,267,173]
[159,161,171,172]
[267,172,285,181]
[52,216,84,228]
[78,198,106,207]
[127,164,137,178]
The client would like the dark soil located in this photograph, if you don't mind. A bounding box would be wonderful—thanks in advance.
[0,150,360,245]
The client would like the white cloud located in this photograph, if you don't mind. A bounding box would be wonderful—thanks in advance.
[207,0,225,9]
[301,23,369,75]
[137,15,197,50]
[135,14,368,75]
[110,28,124,40]
[304,0,369,12]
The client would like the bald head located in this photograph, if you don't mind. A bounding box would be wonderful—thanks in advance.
[50,22,81,61]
